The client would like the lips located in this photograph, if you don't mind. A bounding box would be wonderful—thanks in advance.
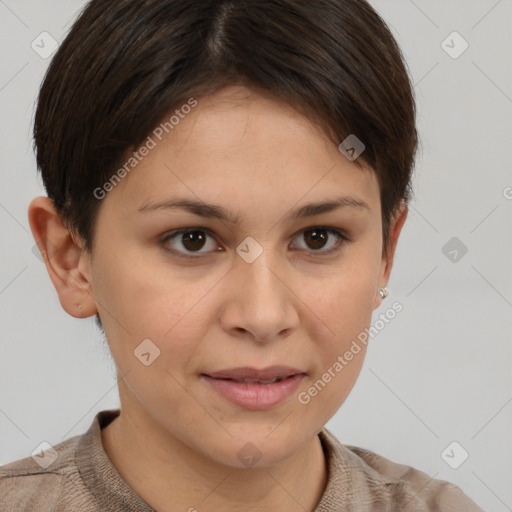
[204,365,304,382]
[202,366,306,410]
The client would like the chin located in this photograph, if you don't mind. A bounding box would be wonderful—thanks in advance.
[202,425,308,470]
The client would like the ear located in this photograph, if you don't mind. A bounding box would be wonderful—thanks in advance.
[28,196,97,318]
[373,201,408,309]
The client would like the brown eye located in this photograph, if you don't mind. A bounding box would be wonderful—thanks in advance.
[162,228,218,257]
[181,230,207,251]
[292,227,348,255]
[303,228,329,250]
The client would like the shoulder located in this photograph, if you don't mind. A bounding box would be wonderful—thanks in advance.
[0,434,91,512]
[349,444,483,511]
[320,428,485,511]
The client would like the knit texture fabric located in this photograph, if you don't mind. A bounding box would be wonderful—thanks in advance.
[0,409,484,511]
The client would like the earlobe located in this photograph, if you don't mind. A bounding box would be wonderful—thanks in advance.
[28,196,97,318]
[372,286,389,310]
[374,202,408,309]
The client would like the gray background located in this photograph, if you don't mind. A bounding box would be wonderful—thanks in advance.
[1,1,511,510]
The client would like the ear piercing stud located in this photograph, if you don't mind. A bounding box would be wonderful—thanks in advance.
[378,287,389,299]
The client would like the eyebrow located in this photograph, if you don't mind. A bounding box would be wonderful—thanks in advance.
[137,196,370,224]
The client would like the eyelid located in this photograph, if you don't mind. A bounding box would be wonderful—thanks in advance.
[160,227,220,259]
[292,226,349,256]
[160,225,350,259]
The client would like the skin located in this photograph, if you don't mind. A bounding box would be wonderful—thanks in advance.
[28,85,407,512]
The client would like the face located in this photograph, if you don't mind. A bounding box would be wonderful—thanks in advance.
[64,85,403,468]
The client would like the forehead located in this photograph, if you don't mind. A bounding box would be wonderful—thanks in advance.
[172,85,335,156]
[104,86,380,218]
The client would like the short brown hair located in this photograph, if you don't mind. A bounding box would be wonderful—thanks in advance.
[34,0,419,328]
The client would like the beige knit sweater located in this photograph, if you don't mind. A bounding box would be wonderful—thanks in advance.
[0,409,484,511]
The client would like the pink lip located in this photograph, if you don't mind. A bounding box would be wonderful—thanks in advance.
[205,365,304,380]
[202,366,306,410]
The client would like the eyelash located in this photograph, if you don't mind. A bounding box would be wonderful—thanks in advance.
[160,226,350,260]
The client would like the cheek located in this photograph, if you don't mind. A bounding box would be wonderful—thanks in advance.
[91,242,188,331]
[304,254,378,340]
[91,250,215,376]
[315,281,372,382]
[297,253,377,416]
[299,293,371,427]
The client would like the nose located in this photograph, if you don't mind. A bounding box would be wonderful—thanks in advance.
[219,249,299,344]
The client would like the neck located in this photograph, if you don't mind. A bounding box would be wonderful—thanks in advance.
[101,408,327,512]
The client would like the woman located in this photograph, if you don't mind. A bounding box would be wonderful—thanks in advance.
[0,0,484,510]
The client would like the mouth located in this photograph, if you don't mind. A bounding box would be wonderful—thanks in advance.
[204,365,304,381]
[201,366,306,410]
[217,376,288,384]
